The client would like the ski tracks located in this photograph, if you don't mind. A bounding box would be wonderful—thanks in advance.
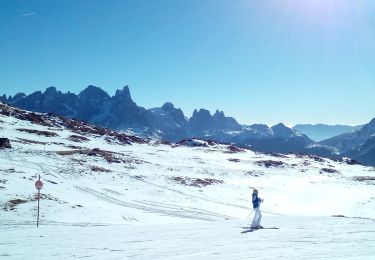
[76,186,234,221]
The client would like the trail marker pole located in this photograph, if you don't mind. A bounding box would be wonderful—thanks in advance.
[35,175,43,227]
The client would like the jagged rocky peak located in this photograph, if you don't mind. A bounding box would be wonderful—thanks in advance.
[111,86,137,110]
[271,123,295,138]
[79,85,110,99]
[30,90,43,96]
[271,123,291,132]
[0,94,7,103]
[272,122,287,128]
[11,92,26,102]
[81,85,102,93]
[250,124,270,130]
[43,87,63,100]
[189,109,213,131]
[192,108,211,118]
[44,86,58,94]
[366,117,375,129]
[356,117,375,136]
[246,124,272,134]
[213,109,225,119]
[189,108,241,132]
[114,85,131,99]
[161,102,175,112]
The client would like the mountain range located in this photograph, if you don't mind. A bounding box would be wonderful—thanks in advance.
[293,124,363,142]
[1,86,375,166]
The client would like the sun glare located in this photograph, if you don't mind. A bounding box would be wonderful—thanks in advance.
[291,0,361,25]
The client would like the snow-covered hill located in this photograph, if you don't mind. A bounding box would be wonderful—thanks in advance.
[1,103,375,259]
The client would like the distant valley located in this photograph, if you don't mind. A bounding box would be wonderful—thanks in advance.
[293,124,363,142]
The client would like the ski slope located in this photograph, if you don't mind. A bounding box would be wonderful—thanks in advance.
[1,103,375,259]
[2,216,375,260]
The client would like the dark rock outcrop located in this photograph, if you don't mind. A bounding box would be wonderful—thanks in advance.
[0,138,11,149]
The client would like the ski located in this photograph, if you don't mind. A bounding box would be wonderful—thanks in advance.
[241,227,279,233]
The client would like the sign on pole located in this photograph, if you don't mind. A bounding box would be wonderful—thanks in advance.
[35,175,43,227]
[35,179,43,190]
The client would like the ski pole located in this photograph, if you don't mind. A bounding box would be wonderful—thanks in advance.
[247,209,254,218]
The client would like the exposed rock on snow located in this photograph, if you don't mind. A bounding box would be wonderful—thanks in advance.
[255,160,285,168]
[16,128,58,137]
[56,148,125,164]
[1,194,65,212]
[352,176,375,182]
[177,138,219,147]
[68,134,90,142]
[339,157,360,165]
[320,168,340,174]
[1,198,28,211]
[91,165,112,173]
[169,176,224,187]
[16,137,48,145]
[0,138,11,149]
[226,145,245,153]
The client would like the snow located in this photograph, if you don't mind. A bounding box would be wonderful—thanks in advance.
[2,217,375,259]
[1,110,375,259]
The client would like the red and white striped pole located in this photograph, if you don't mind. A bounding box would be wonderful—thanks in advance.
[35,175,43,227]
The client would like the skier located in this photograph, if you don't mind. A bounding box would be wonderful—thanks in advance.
[251,188,263,229]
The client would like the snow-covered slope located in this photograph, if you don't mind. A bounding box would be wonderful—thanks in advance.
[1,103,375,259]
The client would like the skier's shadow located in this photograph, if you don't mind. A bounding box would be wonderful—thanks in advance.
[241,228,255,234]
[241,227,279,234]
[241,227,256,234]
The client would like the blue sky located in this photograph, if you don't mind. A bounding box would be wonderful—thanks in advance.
[0,0,374,125]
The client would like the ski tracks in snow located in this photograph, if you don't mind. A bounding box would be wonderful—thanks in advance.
[76,186,234,221]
